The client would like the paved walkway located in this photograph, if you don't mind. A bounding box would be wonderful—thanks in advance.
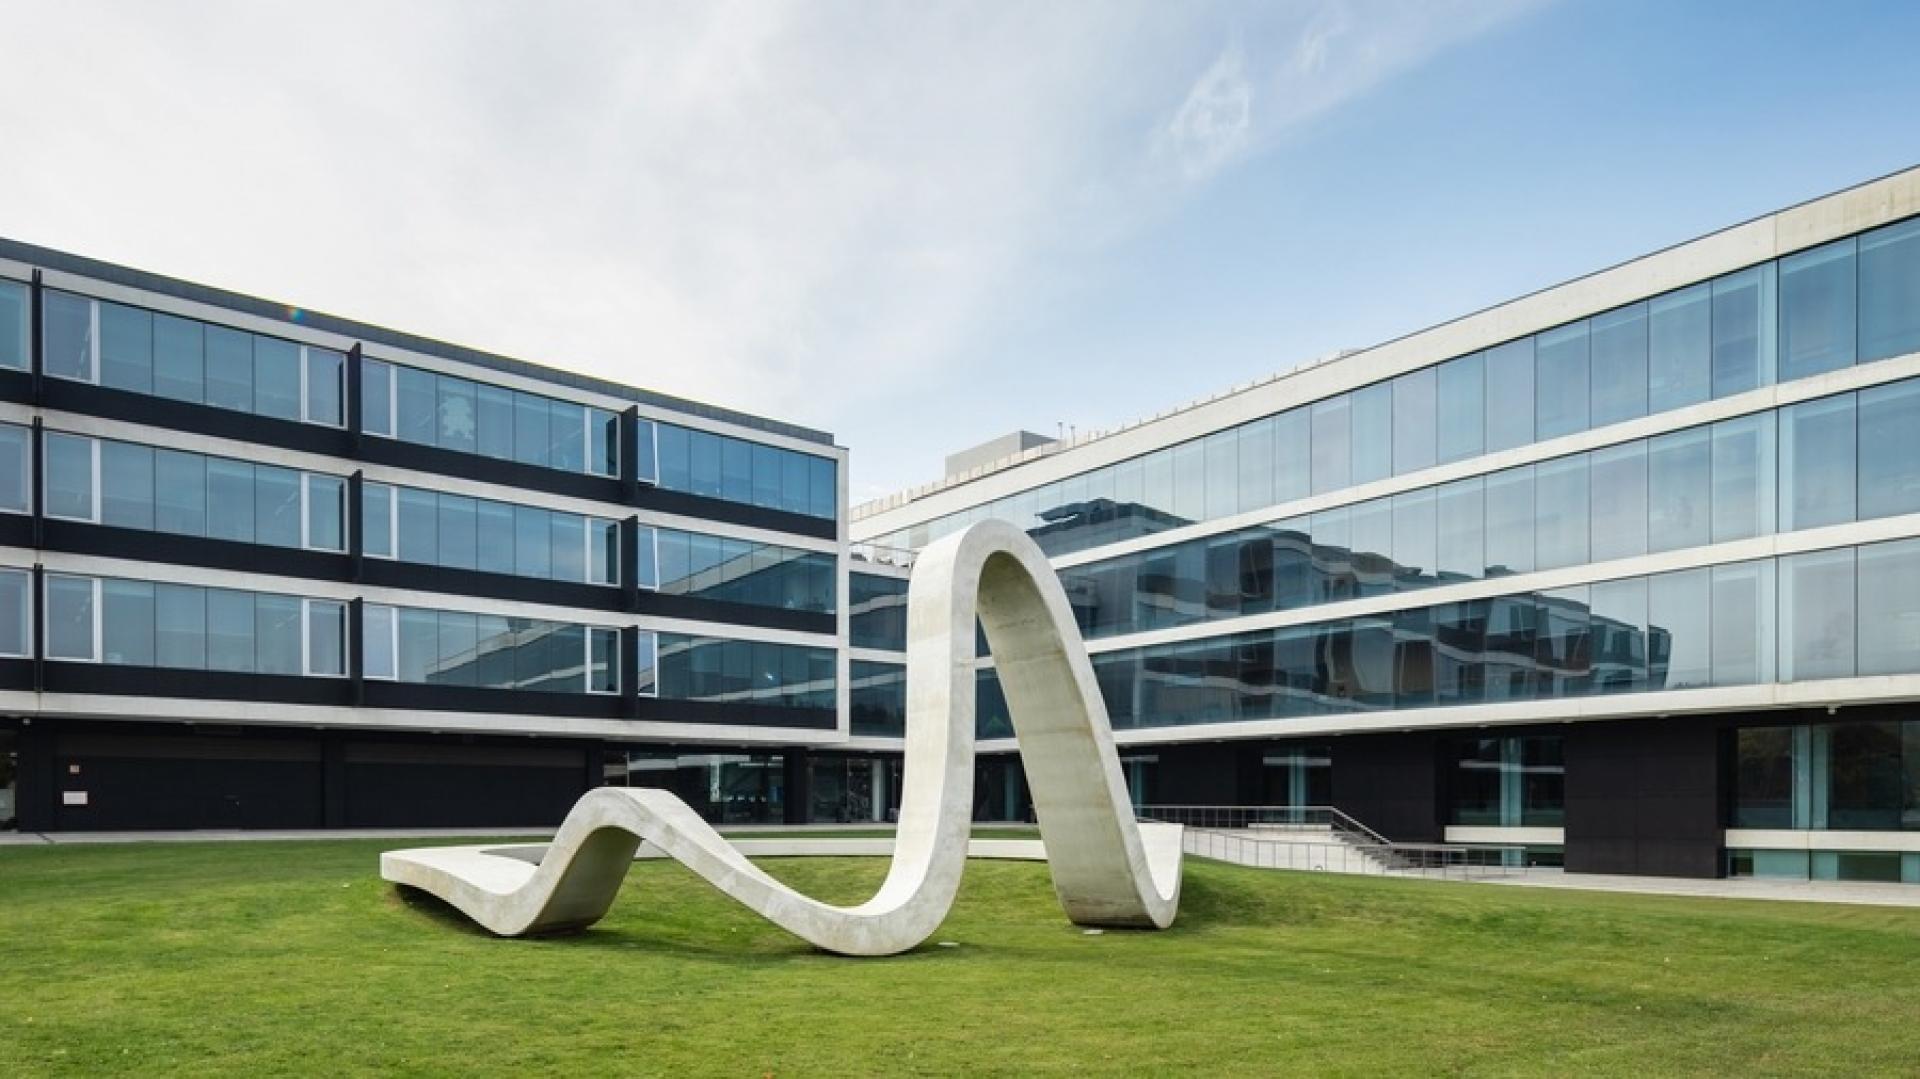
[1482,868,1920,909]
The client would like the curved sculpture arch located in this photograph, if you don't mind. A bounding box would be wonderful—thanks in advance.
[381,519,1182,956]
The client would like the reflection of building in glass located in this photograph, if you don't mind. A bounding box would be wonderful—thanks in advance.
[0,232,847,834]
[853,167,1920,883]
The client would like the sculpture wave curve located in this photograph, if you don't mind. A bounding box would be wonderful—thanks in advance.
[381,519,1183,956]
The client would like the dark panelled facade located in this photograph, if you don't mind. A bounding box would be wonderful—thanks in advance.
[12,721,601,832]
[1331,732,1446,843]
[0,241,846,834]
[1564,717,1723,877]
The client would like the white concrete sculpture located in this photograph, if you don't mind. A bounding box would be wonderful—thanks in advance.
[381,519,1183,956]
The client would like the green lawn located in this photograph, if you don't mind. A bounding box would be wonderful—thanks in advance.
[2,840,1918,1076]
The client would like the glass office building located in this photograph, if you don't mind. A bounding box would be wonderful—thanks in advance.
[852,167,1920,881]
[0,237,855,831]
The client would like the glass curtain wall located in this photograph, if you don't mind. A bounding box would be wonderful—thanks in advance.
[876,213,1920,558]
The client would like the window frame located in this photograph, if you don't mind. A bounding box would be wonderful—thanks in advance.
[44,292,346,429]
[0,566,31,658]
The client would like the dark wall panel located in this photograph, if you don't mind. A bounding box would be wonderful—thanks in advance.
[1331,732,1444,842]
[50,731,324,831]
[1151,743,1257,805]
[1564,717,1722,878]
[340,740,589,827]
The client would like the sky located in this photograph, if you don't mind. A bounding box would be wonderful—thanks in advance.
[1,1,1917,504]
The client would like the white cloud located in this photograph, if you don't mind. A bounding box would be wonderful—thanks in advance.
[0,0,1537,492]
[1164,46,1255,181]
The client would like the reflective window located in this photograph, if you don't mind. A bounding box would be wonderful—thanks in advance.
[43,291,344,427]
[0,569,27,657]
[47,434,95,521]
[850,661,906,737]
[656,528,835,614]
[1534,321,1590,440]
[1350,383,1391,486]
[361,358,621,479]
[363,480,622,587]
[1858,380,1920,521]
[1436,353,1485,465]
[1858,538,1920,676]
[1274,408,1310,504]
[1778,238,1856,381]
[0,425,26,514]
[1710,413,1775,543]
[207,458,253,543]
[0,280,26,371]
[45,436,344,552]
[206,326,253,412]
[1534,457,1589,571]
[1310,395,1350,494]
[1203,431,1237,519]
[153,314,203,403]
[1390,489,1436,591]
[1434,477,1483,583]
[1589,303,1648,428]
[207,588,253,672]
[254,338,302,422]
[1781,548,1855,682]
[46,574,342,676]
[1710,265,1775,398]
[1648,567,1710,690]
[850,573,909,651]
[1589,577,1648,693]
[103,581,157,666]
[361,358,394,437]
[1648,427,1711,553]
[1648,283,1712,412]
[1172,440,1204,522]
[653,422,834,519]
[43,291,93,381]
[1859,218,1920,362]
[1710,560,1775,687]
[880,220,1920,558]
[46,574,95,660]
[366,602,627,695]
[156,585,205,670]
[1236,417,1275,514]
[656,634,834,711]
[156,450,206,535]
[100,441,154,530]
[99,302,152,393]
[1485,339,1535,452]
[1392,368,1437,475]
[1483,465,1533,576]
[1588,441,1647,562]
[1780,394,1856,531]
[254,466,301,549]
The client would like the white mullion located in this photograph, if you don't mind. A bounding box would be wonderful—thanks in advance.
[87,299,101,384]
[88,438,101,523]
[639,630,657,697]
[299,596,313,676]
[298,347,311,424]
[299,473,312,550]
[90,577,103,663]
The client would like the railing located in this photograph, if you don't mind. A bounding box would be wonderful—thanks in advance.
[1135,805,1550,882]
[849,542,917,570]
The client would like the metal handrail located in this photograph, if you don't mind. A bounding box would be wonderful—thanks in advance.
[1134,804,1548,881]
